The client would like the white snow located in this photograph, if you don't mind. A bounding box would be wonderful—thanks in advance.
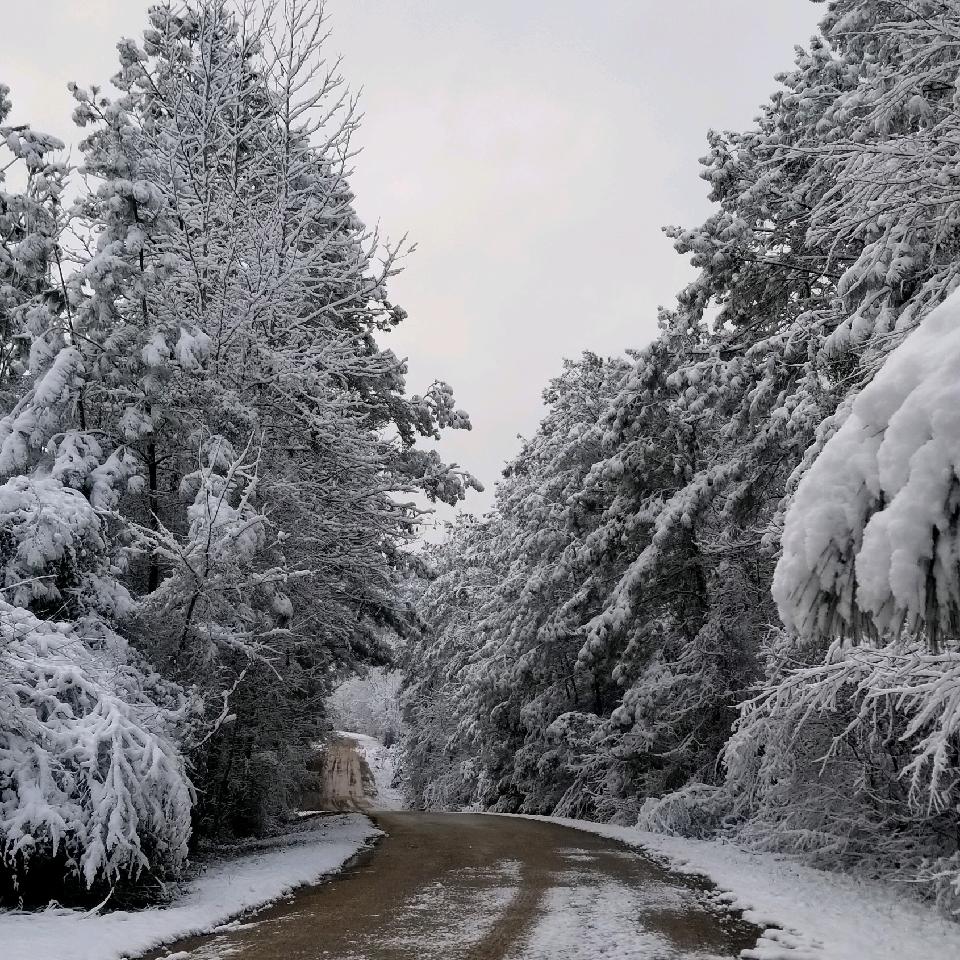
[376,860,520,956]
[509,883,709,960]
[504,850,739,960]
[514,816,960,960]
[0,813,379,960]
[339,731,406,810]
[775,285,960,641]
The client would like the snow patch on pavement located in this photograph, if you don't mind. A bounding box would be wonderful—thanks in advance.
[507,878,731,960]
[0,813,379,960]
[381,860,520,955]
[514,815,960,960]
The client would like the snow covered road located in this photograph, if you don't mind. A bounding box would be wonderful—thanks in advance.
[152,812,760,960]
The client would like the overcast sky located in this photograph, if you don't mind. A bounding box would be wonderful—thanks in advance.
[4,0,823,532]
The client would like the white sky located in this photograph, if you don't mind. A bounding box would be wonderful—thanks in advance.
[3,0,823,533]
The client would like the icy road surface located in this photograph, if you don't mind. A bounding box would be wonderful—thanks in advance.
[151,811,760,960]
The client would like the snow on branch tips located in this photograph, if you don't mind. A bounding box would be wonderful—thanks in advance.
[774,285,960,651]
[0,602,191,891]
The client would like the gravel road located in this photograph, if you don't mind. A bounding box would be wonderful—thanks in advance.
[156,810,759,960]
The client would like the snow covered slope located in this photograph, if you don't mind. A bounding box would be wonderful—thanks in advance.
[343,731,406,810]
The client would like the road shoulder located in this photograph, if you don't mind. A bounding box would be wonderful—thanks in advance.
[508,814,960,960]
[0,814,380,960]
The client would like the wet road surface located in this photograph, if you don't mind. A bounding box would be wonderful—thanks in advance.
[154,811,760,960]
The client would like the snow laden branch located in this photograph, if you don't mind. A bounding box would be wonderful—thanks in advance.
[0,602,191,893]
[724,636,960,909]
[130,435,300,672]
[775,286,960,651]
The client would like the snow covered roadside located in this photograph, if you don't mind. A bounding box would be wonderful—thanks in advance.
[510,815,960,960]
[339,730,405,809]
[0,813,380,960]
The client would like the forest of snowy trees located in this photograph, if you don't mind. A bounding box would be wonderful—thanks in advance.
[6,0,960,934]
[402,0,960,913]
[0,0,475,905]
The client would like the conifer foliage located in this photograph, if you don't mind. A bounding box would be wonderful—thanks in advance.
[403,0,960,910]
[0,0,473,901]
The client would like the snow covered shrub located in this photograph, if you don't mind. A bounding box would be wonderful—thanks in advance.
[636,782,725,838]
[0,475,192,902]
[0,601,191,903]
[725,637,960,909]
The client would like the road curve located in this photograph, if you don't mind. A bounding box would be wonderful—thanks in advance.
[155,811,760,960]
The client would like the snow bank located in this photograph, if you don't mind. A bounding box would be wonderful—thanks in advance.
[512,815,960,960]
[0,814,379,960]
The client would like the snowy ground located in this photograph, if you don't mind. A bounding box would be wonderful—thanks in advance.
[514,816,960,960]
[338,730,405,810]
[0,813,379,960]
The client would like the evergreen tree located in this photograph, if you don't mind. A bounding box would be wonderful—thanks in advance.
[0,0,476,897]
[0,83,191,904]
[64,0,476,838]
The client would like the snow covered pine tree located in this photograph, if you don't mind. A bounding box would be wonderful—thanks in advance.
[0,0,474,903]
[0,83,192,905]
